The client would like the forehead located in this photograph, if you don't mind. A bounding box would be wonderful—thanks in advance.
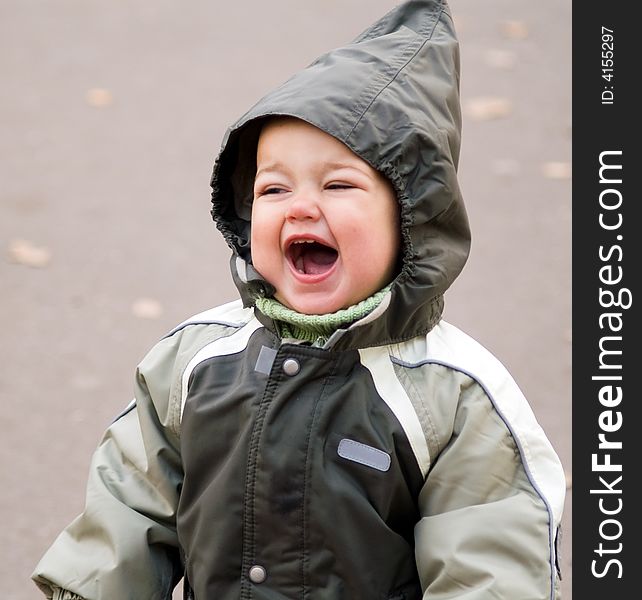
[255,117,380,178]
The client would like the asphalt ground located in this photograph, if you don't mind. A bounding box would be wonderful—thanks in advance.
[1,1,571,598]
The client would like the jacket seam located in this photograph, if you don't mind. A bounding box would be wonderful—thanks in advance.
[346,2,444,142]
[174,319,261,436]
[163,318,246,339]
[389,344,441,459]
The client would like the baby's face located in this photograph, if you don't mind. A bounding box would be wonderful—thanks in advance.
[251,117,400,315]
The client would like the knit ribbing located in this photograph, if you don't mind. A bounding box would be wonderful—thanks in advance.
[255,287,391,344]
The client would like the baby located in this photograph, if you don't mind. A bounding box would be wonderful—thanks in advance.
[33,1,566,599]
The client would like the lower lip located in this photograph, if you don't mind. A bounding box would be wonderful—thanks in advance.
[286,257,338,284]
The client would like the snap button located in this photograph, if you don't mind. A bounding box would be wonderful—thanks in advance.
[282,358,300,376]
[249,564,267,584]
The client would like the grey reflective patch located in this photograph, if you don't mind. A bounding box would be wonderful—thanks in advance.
[255,345,278,375]
[337,438,391,472]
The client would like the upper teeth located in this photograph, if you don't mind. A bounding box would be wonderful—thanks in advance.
[293,240,315,244]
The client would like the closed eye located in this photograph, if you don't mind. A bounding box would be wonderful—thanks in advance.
[260,186,288,195]
[326,183,355,190]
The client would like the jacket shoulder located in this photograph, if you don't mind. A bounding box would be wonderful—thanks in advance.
[164,298,254,337]
[142,299,255,373]
[135,299,258,436]
[394,319,529,400]
[392,319,566,523]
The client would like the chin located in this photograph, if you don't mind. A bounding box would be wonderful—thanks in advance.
[279,293,346,316]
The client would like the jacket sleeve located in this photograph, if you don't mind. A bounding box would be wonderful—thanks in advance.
[32,334,186,600]
[414,374,565,600]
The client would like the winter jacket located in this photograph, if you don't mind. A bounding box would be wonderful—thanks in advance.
[33,1,566,599]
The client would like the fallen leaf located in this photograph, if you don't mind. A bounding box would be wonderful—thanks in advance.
[465,96,513,121]
[86,88,114,108]
[484,49,517,69]
[131,298,163,319]
[7,239,52,268]
[542,162,571,180]
[500,20,529,40]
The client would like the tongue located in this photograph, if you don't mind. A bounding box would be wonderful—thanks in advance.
[301,246,337,275]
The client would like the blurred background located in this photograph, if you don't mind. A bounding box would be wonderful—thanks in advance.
[0,1,571,598]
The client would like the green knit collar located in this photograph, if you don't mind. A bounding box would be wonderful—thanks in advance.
[255,286,391,345]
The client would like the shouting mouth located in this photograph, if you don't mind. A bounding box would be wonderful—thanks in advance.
[286,238,339,278]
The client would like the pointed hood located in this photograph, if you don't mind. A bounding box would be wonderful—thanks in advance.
[210,0,470,350]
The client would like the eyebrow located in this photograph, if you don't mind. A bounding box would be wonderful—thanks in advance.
[255,160,374,181]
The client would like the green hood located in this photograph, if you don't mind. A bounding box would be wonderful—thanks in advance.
[210,0,470,350]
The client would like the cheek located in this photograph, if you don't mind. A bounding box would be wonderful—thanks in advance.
[249,206,285,278]
[354,207,400,282]
[338,219,397,277]
[249,208,271,268]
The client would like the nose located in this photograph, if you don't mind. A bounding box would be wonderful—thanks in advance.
[284,190,322,222]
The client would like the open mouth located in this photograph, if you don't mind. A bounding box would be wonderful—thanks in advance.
[286,239,339,276]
